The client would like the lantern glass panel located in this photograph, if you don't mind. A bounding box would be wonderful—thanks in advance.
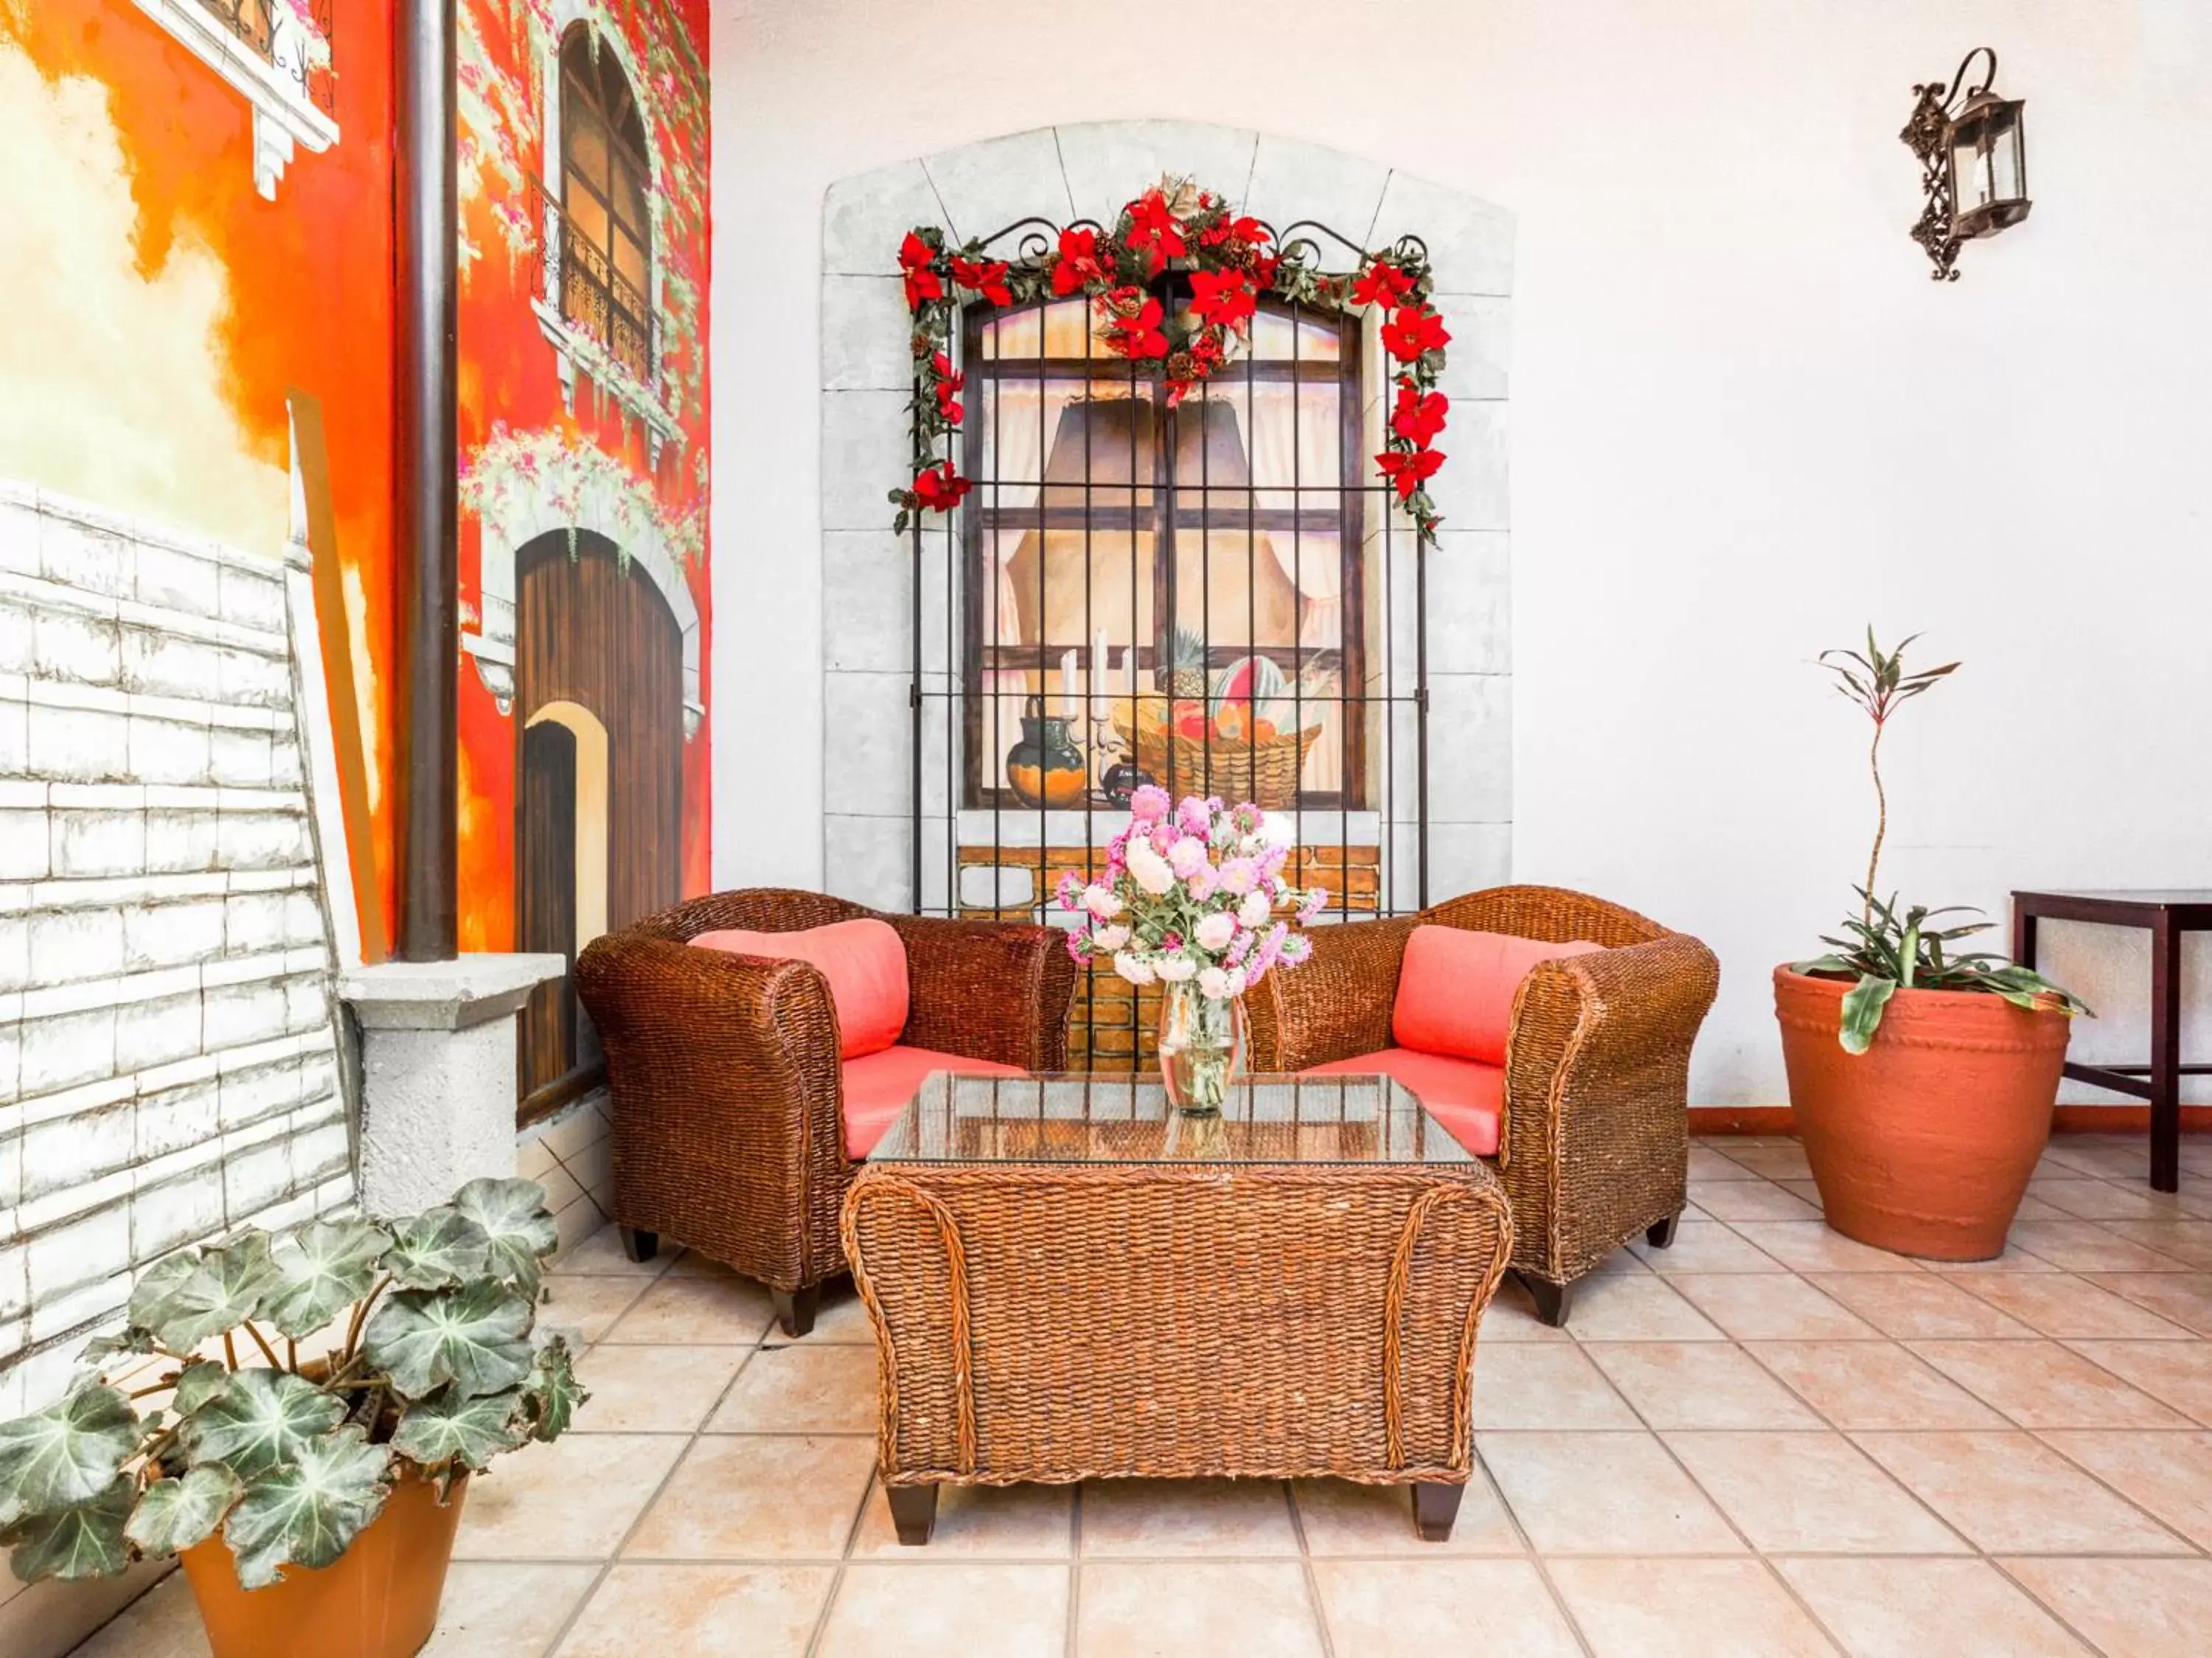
[1948,94,2027,236]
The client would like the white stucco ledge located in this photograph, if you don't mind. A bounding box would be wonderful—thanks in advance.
[338,954,570,1032]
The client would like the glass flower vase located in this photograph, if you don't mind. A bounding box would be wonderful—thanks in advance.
[1155,979,1247,1115]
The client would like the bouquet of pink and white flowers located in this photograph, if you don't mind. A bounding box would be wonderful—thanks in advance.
[1057,785,1327,1005]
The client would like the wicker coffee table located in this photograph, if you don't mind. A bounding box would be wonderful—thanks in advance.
[840,1072,1515,1545]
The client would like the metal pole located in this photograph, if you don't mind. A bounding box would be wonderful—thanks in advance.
[395,0,459,961]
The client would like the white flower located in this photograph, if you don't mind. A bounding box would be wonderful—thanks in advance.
[1166,837,1209,878]
[1225,965,1249,997]
[1127,842,1177,897]
[1154,954,1199,982]
[1082,884,1124,920]
[1238,889,1273,929]
[1194,912,1237,953]
[1091,923,1130,952]
[1113,951,1155,985]
[1197,965,1231,999]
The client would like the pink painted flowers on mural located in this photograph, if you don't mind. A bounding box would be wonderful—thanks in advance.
[1064,797,1322,999]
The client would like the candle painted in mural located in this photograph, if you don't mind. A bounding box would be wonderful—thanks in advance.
[452,0,713,1097]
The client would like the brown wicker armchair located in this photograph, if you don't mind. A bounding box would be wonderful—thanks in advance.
[1245,885,1719,1327]
[574,889,1078,1334]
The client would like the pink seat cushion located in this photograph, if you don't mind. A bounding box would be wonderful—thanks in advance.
[1301,1047,1505,1157]
[691,918,909,1059]
[841,1044,1026,1159]
[1393,925,1605,1066]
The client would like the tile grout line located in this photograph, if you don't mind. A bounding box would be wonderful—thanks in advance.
[532,1247,767,1657]
[1064,1481,1082,1658]
[1556,1298,1907,1655]
[1281,1479,1337,1658]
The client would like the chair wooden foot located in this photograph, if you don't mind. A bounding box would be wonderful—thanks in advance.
[1646,1212,1682,1250]
[1520,1272,1576,1329]
[1413,1482,1464,1542]
[888,1484,938,1545]
[618,1227,658,1264]
[771,1284,820,1338]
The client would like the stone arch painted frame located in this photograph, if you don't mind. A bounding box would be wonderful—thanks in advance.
[817,121,1514,912]
[462,468,704,738]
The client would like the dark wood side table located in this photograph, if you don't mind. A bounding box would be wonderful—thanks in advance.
[2012,889,2212,1192]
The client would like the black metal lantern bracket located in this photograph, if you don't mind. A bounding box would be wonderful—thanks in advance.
[1902,46,2032,282]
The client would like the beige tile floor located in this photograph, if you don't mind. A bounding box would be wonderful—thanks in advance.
[72,1133,2212,1657]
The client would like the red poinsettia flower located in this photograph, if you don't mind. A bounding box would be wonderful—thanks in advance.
[1248,252,1281,292]
[1188,267,1256,330]
[1381,304,1451,363]
[1350,260,1414,309]
[949,255,1012,306]
[1101,291,1169,361]
[1050,226,1105,296]
[930,353,966,425]
[1390,382,1450,447]
[1123,190,1189,277]
[911,460,972,513]
[900,232,944,311]
[1374,445,1446,502]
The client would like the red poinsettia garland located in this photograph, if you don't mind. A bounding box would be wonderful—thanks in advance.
[890,179,1454,541]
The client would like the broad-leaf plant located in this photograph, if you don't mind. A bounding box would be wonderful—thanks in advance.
[0,1179,585,1589]
[1792,629,2089,1052]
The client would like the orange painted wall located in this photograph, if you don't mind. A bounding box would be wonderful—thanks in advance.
[3,1,398,943]
[453,0,713,951]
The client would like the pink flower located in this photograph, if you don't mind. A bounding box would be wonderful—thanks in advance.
[1177,796,1213,834]
[1055,870,1085,912]
[1225,929,1253,966]
[1129,784,1172,825]
[1197,966,1231,999]
[1238,889,1273,929]
[1279,933,1313,965]
[1150,825,1177,858]
[1167,838,1208,879]
[1091,923,1131,952]
[1194,913,1237,952]
[1231,802,1264,836]
[1063,930,1087,964]
[1185,867,1217,902]
[1217,857,1258,896]
[1297,887,1329,923]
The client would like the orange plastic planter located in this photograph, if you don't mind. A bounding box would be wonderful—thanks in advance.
[1773,968,2070,1260]
[178,1473,467,1658]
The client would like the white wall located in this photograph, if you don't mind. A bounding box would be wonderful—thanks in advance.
[711,0,2212,1104]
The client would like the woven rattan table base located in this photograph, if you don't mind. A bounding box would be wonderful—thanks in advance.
[841,1154,1514,1544]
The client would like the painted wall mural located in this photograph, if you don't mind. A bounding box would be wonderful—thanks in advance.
[453,0,712,1097]
[1,0,396,946]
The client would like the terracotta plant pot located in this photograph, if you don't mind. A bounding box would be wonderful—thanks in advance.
[1773,967,2070,1260]
[178,1472,467,1658]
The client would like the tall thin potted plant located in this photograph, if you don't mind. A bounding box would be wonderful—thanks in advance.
[1775,631,2090,1259]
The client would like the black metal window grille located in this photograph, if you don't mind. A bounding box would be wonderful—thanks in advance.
[557,27,654,383]
[911,217,1432,957]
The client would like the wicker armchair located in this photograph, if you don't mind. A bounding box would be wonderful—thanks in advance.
[1245,885,1719,1327]
[574,889,1078,1334]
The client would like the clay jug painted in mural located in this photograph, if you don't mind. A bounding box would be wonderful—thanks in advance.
[1005,700,1088,808]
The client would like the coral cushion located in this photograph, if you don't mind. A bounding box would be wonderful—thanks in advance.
[841,1045,1026,1159]
[1392,926,1605,1066]
[1301,1047,1506,1157]
[690,918,909,1059]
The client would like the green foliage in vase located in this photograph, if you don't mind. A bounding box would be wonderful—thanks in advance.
[0,1179,584,1592]
[1796,629,2088,1052]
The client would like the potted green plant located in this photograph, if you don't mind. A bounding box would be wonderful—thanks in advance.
[0,1178,585,1658]
[1775,631,2091,1259]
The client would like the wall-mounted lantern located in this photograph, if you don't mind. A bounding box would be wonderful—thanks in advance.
[1901,47,2031,281]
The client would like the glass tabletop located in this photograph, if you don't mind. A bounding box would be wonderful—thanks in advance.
[866,1072,1475,1167]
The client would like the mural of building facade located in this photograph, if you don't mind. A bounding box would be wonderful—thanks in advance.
[453,0,713,1103]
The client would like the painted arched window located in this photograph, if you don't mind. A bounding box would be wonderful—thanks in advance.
[559,27,653,381]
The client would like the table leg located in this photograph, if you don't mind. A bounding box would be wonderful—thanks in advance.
[2152,914,2180,1193]
[2012,904,2038,973]
[888,1484,939,1546]
[1413,1482,1464,1542]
